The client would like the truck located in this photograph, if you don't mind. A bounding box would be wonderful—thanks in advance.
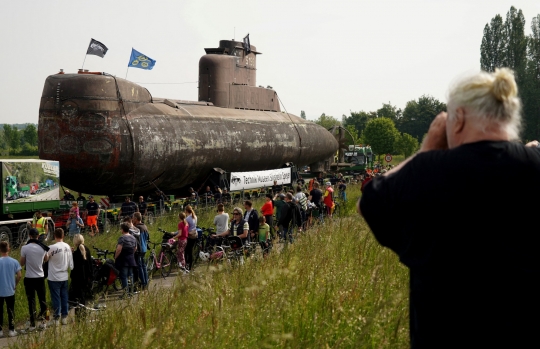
[0,159,60,247]
[343,145,375,173]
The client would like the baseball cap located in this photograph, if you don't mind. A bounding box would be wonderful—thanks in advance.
[29,228,39,237]
[279,193,285,198]
[325,182,331,186]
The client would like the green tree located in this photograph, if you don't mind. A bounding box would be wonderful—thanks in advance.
[345,125,359,145]
[343,111,376,138]
[395,133,419,158]
[300,110,306,120]
[22,124,38,147]
[503,6,528,78]
[481,14,505,71]
[362,117,399,161]
[3,124,21,150]
[376,102,402,122]
[399,95,446,141]
[522,14,540,141]
[314,113,341,129]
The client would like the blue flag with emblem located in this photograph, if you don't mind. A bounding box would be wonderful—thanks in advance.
[128,48,156,70]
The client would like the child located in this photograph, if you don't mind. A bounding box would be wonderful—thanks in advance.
[69,201,80,218]
[0,241,22,337]
[258,216,271,255]
[175,212,188,272]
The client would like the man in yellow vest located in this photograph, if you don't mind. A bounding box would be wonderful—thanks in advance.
[32,211,48,242]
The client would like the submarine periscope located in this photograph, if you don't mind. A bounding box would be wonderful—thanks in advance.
[38,39,339,195]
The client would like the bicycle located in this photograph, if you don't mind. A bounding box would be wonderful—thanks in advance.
[145,232,176,279]
[89,247,121,299]
[192,227,214,265]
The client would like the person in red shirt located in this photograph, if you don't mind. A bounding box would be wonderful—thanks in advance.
[261,194,275,238]
[323,182,335,217]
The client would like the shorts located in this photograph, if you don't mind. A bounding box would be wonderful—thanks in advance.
[87,215,97,226]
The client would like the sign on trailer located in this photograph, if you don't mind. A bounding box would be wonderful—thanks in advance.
[230,168,291,191]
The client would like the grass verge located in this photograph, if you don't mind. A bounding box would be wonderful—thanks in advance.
[9,186,410,348]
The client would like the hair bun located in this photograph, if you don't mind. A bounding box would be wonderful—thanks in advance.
[492,68,518,102]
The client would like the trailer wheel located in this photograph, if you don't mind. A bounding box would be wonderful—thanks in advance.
[0,226,11,244]
[17,224,29,247]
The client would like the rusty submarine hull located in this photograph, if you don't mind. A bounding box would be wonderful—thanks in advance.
[38,40,339,195]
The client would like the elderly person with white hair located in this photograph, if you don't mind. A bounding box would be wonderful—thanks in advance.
[358,68,538,348]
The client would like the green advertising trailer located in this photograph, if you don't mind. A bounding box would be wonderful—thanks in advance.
[0,159,60,247]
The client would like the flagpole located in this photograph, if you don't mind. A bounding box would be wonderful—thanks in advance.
[125,67,129,80]
[81,54,87,70]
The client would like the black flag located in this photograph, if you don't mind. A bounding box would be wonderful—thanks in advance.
[243,34,251,54]
[86,38,108,58]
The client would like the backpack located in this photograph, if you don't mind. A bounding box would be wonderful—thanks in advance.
[288,201,302,228]
[298,193,308,212]
[136,224,149,253]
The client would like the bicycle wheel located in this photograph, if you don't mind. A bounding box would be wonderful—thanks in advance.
[160,252,172,277]
[167,250,178,272]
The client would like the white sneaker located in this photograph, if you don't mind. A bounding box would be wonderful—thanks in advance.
[49,319,60,326]
[23,321,36,332]
[8,330,18,337]
[61,317,68,325]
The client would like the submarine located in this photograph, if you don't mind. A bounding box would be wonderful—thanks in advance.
[38,39,339,196]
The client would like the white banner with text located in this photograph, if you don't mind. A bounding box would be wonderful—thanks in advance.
[229,168,291,191]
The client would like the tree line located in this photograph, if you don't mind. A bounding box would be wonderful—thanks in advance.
[308,94,446,159]
[0,124,39,156]
[481,6,540,141]
[307,5,539,159]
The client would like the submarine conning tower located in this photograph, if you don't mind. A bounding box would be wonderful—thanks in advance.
[198,40,280,112]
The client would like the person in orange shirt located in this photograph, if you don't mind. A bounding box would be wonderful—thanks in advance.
[261,194,275,238]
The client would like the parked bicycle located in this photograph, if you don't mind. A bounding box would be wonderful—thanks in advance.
[89,246,121,298]
[145,229,177,279]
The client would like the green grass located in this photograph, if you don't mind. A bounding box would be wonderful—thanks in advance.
[8,185,410,348]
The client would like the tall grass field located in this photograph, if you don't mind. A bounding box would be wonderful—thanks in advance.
[7,185,410,348]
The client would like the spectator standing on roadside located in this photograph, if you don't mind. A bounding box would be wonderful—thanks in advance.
[85,196,100,237]
[175,212,189,273]
[202,186,213,206]
[184,205,198,271]
[20,228,49,331]
[0,241,22,338]
[138,196,148,217]
[119,196,138,218]
[308,182,323,210]
[132,213,149,289]
[261,194,274,238]
[76,192,86,201]
[243,200,259,242]
[47,228,73,326]
[68,234,92,316]
[273,193,286,228]
[323,182,335,218]
[213,204,229,236]
[65,212,84,237]
[359,68,539,348]
[114,223,137,296]
[276,193,294,243]
[338,180,347,201]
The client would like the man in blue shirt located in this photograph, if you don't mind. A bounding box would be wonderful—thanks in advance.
[0,241,22,337]
[65,212,84,237]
